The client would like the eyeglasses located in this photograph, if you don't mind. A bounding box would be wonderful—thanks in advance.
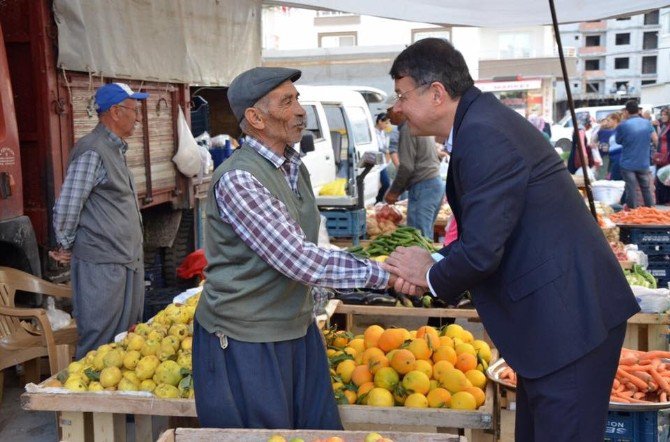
[390,83,431,104]
[115,105,141,115]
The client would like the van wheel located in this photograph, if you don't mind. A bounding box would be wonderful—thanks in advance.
[163,210,196,288]
[555,138,572,152]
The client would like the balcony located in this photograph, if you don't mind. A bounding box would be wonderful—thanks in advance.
[583,70,605,79]
[579,21,606,32]
[578,46,605,56]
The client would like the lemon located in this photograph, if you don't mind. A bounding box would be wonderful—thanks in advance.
[154,383,180,399]
[336,360,356,384]
[147,329,166,342]
[157,342,176,361]
[67,361,85,375]
[473,340,492,363]
[169,324,189,340]
[451,391,477,410]
[465,369,487,389]
[444,324,464,340]
[439,368,470,394]
[122,371,141,387]
[88,381,104,392]
[123,350,142,370]
[404,393,428,408]
[135,356,158,380]
[162,335,181,352]
[64,377,87,392]
[454,343,476,357]
[140,379,157,392]
[140,339,160,357]
[154,360,184,387]
[92,352,107,371]
[100,366,122,388]
[125,333,146,352]
[373,367,399,391]
[103,349,125,368]
[180,336,193,352]
[177,352,192,370]
[371,255,388,263]
[366,387,394,407]
[134,323,151,336]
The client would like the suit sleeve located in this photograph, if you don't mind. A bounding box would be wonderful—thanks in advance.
[428,123,530,304]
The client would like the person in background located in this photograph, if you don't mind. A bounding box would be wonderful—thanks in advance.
[384,103,444,238]
[606,112,624,181]
[616,100,658,208]
[385,106,401,181]
[654,107,670,204]
[375,112,392,203]
[381,38,639,441]
[50,83,148,359]
[592,117,613,180]
[193,67,399,430]
[528,113,550,142]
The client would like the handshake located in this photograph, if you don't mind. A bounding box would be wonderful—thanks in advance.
[380,245,436,296]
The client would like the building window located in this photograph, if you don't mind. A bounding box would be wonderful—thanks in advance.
[614,57,630,69]
[584,59,600,70]
[318,32,357,48]
[642,80,657,86]
[644,10,660,25]
[642,56,657,74]
[614,81,629,93]
[498,33,531,58]
[411,27,451,43]
[615,33,630,45]
[585,35,600,46]
[643,32,659,50]
[616,16,631,21]
[586,82,601,93]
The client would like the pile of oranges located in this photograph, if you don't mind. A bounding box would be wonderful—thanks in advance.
[323,324,492,410]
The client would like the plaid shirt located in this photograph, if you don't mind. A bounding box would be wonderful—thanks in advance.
[53,128,128,250]
[215,137,388,289]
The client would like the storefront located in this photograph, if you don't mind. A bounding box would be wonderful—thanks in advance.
[475,78,554,122]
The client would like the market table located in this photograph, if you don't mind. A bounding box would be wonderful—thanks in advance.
[21,381,495,442]
[334,304,670,352]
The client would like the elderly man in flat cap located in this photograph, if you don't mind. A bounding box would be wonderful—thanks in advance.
[192,67,403,430]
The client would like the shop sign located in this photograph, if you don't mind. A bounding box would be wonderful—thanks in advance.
[477,80,542,92]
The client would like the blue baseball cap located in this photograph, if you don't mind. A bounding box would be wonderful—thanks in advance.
[95,82,149,114]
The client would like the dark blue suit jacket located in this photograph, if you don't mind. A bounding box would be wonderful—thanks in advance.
[429,87,640,379]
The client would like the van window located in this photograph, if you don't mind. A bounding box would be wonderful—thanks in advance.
[303,105,323,140]
[323,104,349,177]
[561,111,589,128]
[595,110,613,122]
[346,106,373,145]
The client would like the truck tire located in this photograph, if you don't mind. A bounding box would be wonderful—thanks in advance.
[163,209,196,288]
[555,138,572,153]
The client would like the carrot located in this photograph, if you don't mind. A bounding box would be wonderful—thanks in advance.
[612,378,621,389]
[619,356,639,365]
[611,395,630,403]
[647,367,670,394]
[633,392,646,399]
[617,390,634,398]
[617,368,651,391]
[640,351,670,360]
[662,391,668,402]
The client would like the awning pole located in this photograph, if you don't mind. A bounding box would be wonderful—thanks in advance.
[549,0,598,220]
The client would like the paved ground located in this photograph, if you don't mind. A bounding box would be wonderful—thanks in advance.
[0,369,57,441]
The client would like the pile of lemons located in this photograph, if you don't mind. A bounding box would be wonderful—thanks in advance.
[323,323,492,410]
[54,294,200,399]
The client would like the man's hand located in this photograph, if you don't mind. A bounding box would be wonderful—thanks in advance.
[385,191,399,205]
[383,246,435,288]
[386,272,423,297]
[49,248,72,265]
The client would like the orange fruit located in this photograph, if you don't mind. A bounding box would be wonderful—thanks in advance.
[440,368,470,394]
[404,393,428,408]
[451,391,477,410]
[427,387,452,408]
[393,387,408,406]
[343,389,357,404]
[455,353,477,373]
[390,349,416,375]
[367,387,394,407]
[377,328,407,353]
[351,365,373,387]
[331,331,349,349]
[348,338,365,355]
[373,367,400,391]
[407,338,433,360]
[336,359,356,383]
[432,360,455,381]
[432,345,457,365]
[357,381,375,397]
[402,370,431,395]
[455,343,477,357]
[362,347,389,374]
[364,325,385,349]
[464,386,486,407]
[416,325,439,341]
[461,330,474,343]
[465,369,487,389]
[414,359,433,379]
[438,336,454,348]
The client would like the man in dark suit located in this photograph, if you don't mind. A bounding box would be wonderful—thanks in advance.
[383,38,640,441]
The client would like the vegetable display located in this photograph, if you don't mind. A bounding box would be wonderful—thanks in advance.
[625,265,657,288]
[610,207,670,225]
[347,226,438,258]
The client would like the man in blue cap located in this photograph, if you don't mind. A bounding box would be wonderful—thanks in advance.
[192,67,401,430]
[51,82,148,359]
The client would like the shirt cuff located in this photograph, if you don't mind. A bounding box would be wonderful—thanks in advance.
[426,253,444,297]
[368,261,389,289]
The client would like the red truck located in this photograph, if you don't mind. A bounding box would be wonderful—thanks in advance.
[0,0,260,284]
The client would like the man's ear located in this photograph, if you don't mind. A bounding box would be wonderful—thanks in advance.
[244,107,265,130]
[431,82,448,104]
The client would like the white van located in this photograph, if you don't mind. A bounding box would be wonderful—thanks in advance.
[294,85,381,207]
[551,104,652,150]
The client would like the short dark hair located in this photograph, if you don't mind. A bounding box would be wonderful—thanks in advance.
[625,99,640,114]
[390,38,474,98]
[375,112,388,123]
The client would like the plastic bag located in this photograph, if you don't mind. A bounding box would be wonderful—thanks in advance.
[172,106,201,177]
[657,164,670,186]
[176,249,207,280]
[630,286,670,313]
[45,297,72,331]
[439,157,449,180]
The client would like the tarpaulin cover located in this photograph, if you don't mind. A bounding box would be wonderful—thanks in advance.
[53,0,262,85]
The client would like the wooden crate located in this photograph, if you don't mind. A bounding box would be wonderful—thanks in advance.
[157,427,465,442]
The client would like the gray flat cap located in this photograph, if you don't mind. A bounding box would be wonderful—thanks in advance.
[227,67,302,123]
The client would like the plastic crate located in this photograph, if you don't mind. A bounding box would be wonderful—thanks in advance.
[620,227,670,245]
[639,243,670,256]
[142,287,183,322]
[190,96,210,138]
[320,209,366,243]
[604,410,658,441]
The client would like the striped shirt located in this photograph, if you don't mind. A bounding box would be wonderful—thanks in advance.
[215,137,388,289]
[53,129,128,250]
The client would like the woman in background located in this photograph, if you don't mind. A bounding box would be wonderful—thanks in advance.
[654,107,670,204]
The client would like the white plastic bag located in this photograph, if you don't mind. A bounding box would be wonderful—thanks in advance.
[657,164,670,186]
[45,297,72,331]
[172,106,201,177]
[630,286,670,313]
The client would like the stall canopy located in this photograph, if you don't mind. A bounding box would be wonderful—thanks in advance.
[53,0,262,85]
[267,0,667,27]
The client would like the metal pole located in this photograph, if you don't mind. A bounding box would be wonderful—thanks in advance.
[549,0,598,220]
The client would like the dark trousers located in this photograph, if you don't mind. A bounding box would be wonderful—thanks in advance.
[515,321,626,442]
[376,167,390,203]
[192,319,342,430]
[620,168,654,208]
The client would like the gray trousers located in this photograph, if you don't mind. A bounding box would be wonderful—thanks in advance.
[71,256,144,359]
